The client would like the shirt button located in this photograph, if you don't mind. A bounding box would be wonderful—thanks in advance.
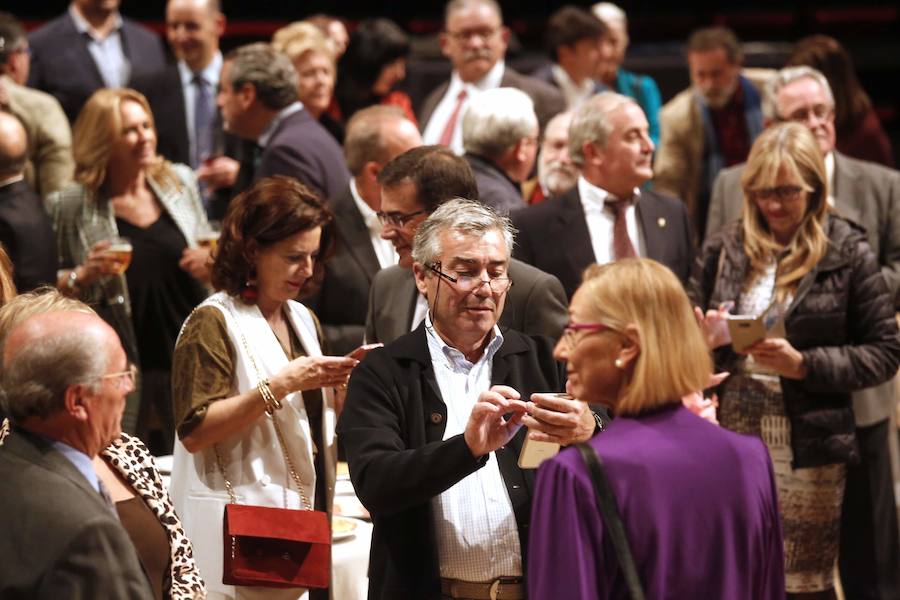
[430,412,443,424]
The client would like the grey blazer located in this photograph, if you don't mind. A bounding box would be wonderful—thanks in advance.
[364,259,568,345]
[704,152,900,425]
[0,428,153,599]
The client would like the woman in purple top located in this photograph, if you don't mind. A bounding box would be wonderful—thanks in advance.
[528,258,785,600]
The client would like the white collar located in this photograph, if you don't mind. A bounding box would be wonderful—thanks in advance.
[577,176,641,212]
[349,178,379,230]
[258,101,304,148]
[551,65,595,95]
[69,4,122,39]
[448,59,505,96]
[177,51,223,88]
[424,311,504,369]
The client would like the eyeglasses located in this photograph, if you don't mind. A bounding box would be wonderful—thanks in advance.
[780,103,833,124]
[747,185,807,203]
[427,262,513,293]
[97,364,138,390]
[376,209,428,227]
[445,27,500,42]
[561,321,611,349]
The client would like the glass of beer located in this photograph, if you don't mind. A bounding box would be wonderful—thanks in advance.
[103,236,133,275]
[197,221,221,255]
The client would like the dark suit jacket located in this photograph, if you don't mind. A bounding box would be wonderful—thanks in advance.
[512,186,695,299]
[305,185,382,354]
[247,108,350,203]
[365,259,568,345]
[0,428,153,599]
[27,12,167,123]
[336,325,566,599]
[418,66,566,134]
[465,153,527,215]
[0,180,58,291]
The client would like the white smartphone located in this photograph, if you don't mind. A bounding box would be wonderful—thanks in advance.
[727,315,766,353]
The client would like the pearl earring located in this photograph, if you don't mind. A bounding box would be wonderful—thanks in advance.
[614,358,624,369]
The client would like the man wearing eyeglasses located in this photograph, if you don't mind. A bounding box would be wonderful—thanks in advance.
[364,145,567,345]
[705,65,900,600]
[420,0,564,155]
[0,310,151,599]
[339,199,602,600]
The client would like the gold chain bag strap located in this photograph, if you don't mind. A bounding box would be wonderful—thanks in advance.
[209,298,331,589]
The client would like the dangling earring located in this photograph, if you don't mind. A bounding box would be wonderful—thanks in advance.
[614,358,624,369]
[241,274,259,302]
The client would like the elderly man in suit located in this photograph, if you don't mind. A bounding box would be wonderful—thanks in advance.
[339,198,604,600]
[462,87,538,215]
[420,0,565,155]
[365,145,568,345]
[513,91,694,300]
[704,65,900,600]
[0,12,73,198]
[0,111,57,291]
[220,43,349,203]
[27,0,166,123]
[306,106,422,355]
[0,310,152,599]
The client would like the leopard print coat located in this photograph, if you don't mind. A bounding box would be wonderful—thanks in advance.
[0,421,206,599]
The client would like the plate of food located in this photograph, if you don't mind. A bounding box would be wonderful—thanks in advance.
[332,516,363,541]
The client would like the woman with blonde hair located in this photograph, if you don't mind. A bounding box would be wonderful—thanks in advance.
[529,258,785,599]
[48,88,212,454]
[0,245,16,306]
[690,122,900,599]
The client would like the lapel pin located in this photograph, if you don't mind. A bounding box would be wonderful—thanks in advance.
[657,217,666,228]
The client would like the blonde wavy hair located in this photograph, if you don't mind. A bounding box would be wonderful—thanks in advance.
[576,259,712,416]
[0,245,15,306]
[740,122,829,298]
[272,21,336,63]
[72,88,178,195]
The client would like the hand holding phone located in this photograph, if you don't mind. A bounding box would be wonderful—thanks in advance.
[345,343,383,361]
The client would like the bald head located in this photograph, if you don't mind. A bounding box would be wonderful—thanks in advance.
[3,311,113,367]
[0,110,27,179]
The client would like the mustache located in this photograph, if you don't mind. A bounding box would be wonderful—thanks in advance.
[462,48,493,61]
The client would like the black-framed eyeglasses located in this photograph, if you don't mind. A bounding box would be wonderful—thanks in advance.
[445,27,501,42]
[427,262,513,294]
[376,209,428,227]
[97,363,138,390]
[747,185,807,203]
[561,321,612,349]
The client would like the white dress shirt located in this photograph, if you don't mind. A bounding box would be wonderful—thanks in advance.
[577,176,645,265]
[411,292,429,332]
[349,179,397,269]
[422,60,506,155]
[551,65,596,110]
[178,52,223,165]
[69,5,129,89]
[258,101,304,148]
[424,315,522,581]
[825,151,836,208]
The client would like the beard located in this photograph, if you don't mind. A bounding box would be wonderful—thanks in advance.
[538,159,579,197]
[697,78,739,109]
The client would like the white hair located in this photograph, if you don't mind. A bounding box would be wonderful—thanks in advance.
[592,2,627,28]
[568,91,639,165]
[462,87,538,159]
[763,66,835,121]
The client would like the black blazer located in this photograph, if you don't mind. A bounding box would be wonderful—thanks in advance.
[27,12,167,123]
[247,108,350,203]
[465,153,527,215]
[305,185,382,354]
[512,186,695,299]
[336,325,566,600]
[0,180,58,291]
[0,428,153,599]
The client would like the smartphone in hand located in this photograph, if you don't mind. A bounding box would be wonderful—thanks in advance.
[345,343,384,361]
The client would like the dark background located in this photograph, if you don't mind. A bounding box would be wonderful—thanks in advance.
[16,1,900,158]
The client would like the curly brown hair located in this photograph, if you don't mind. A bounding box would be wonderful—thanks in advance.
[212,176,335,302]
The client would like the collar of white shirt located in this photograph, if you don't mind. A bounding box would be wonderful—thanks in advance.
[577,176,641,215]
[447,59,506,99]
[825,150,836,207]
[551,64,595,107]
[258,101,304,148]
[349,178,380,232]
[424,311,504,371]
[69,4,123,39]
[178,51,223,89]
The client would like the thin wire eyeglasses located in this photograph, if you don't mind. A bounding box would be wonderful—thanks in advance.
[426,262,513,293]
[97,363,138,390]
[376,209,428,227]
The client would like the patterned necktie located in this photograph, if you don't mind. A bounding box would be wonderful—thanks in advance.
[438,89,468,147]
[193,74,213,168]
[607,196,637,260]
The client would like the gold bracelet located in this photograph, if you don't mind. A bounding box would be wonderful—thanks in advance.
[257,379,282,414]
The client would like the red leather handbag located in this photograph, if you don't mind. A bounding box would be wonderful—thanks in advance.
[222,503,331,589]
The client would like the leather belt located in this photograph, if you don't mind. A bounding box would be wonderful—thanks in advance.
[440,577,525,600]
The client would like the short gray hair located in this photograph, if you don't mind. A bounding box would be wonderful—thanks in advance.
[344,105,408,176]
[568,91,638,165]
[592,2,627,28]
[226,43,299,110]
[462,88,537,159]
[763,66,835,121]
[445,0,502,24]
[412,198,516,267]
[0,328,108,423]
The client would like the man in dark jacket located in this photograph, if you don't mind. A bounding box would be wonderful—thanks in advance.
[339,199,603,600]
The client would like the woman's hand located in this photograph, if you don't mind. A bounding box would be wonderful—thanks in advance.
[745,338,807,380]
[75,240,119,287]
[694,301,734,349]
[269,355,359,398]
[682,371,729,425]
[179,247,212,284]
[522,384,595,446]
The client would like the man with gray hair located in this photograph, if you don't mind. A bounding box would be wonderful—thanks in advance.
[306,105,422,354]
[219,42,349,201]
[339,198,604,599]
[462,87,538,214]
[522,110,579,204]
[0,311,152,599]
[513,91,693,299]
[705,65,900,598]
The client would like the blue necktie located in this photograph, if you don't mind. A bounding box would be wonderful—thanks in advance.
[193,74,213,168]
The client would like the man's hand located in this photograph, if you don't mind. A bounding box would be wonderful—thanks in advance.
[179,247,212,284]
[464,385,527,458]
[522,387,595,446]
[196,156,240,192]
